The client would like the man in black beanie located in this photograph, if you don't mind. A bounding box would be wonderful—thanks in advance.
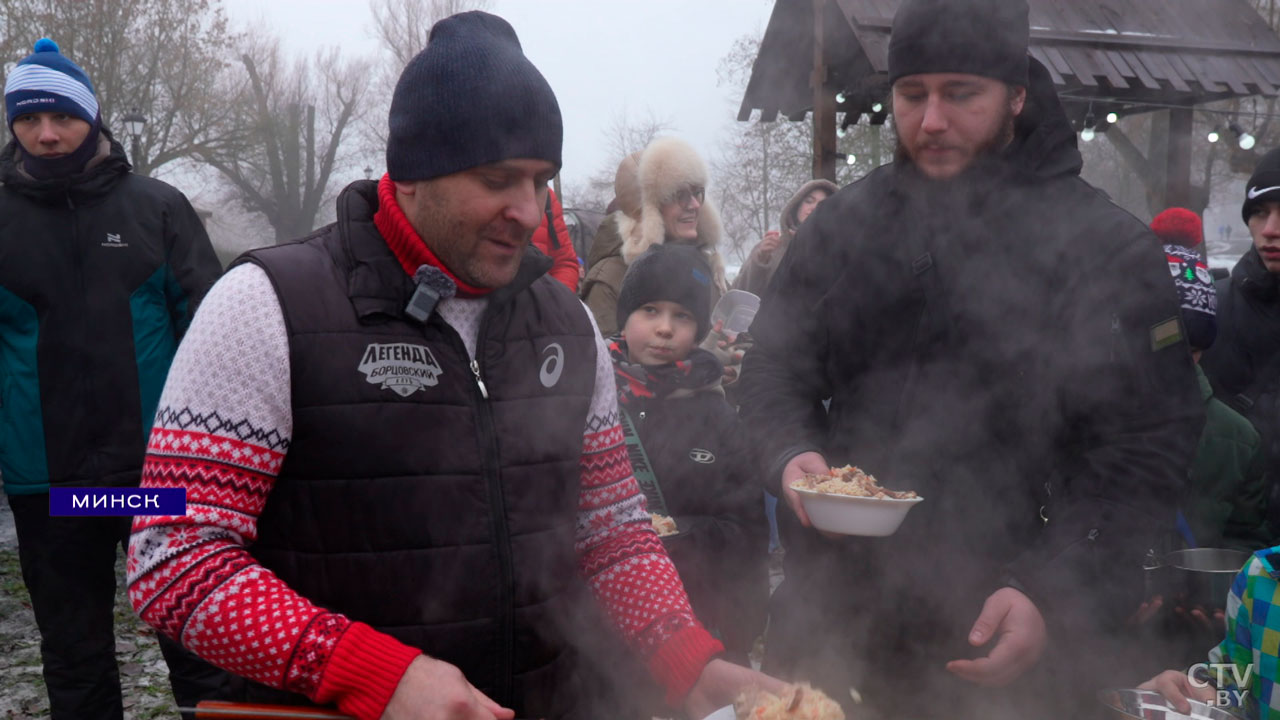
[125,11,780,720]
[1202,147,1280,543]
[739,0,1203,716]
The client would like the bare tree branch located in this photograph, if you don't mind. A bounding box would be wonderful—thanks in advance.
[201,36,369,242]
[356,0,492,161]
[711,33,876,259]
[0,0,241,175]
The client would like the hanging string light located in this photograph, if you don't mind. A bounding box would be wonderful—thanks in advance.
[1061,97,1270,149]
[1080,109,1097,142]
[1230,122,1257,150]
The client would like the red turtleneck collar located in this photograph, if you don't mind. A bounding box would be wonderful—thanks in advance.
[373,174,492,298]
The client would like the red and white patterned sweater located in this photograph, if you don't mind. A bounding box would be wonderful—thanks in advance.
[127,190,722,720]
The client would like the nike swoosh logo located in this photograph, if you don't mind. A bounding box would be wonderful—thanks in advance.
[1249,185,1280,199]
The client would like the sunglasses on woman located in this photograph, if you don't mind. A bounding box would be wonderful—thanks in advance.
[674,186,705,209]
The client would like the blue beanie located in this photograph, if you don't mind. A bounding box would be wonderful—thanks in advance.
[5,38,99,130]
[386,11,561,181]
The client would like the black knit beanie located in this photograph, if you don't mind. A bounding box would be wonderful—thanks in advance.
[888,0,1030,87]
[386,11,562,181]
[1243,147,1280,224]
[1164,245,1217,350]
[616,245,713,343]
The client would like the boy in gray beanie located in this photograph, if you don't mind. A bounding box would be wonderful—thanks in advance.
[616,244,715,344]
[125,11,781,720]
[608,244,768,691]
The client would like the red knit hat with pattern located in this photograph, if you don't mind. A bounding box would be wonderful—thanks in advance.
[1150,207,1203,249]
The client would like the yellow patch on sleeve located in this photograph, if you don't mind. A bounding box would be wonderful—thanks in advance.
[1150,317,1184,351]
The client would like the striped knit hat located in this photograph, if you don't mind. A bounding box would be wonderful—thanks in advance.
[5,38,99,130]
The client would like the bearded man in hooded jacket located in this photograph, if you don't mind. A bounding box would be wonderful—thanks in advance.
[737,1,1203,718]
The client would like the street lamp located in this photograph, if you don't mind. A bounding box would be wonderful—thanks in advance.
[122,108,146,172]
[364,165,373,180]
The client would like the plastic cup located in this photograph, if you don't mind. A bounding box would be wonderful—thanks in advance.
[711,289,761,337]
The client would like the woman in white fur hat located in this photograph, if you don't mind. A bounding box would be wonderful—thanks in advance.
[581,137,727,336]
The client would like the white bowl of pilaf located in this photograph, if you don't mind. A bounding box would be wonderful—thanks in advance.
[790,465,922,537]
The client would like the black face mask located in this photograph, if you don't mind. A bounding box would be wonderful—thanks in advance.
[18,122,101,181]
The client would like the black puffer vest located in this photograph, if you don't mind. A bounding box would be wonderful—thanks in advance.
[232,180,599,718]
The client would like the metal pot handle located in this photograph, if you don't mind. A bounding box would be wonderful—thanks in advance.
[1142,548,1162,570]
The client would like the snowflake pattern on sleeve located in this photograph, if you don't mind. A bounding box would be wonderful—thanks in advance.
[573,311,720,670]
[127,265,363,699]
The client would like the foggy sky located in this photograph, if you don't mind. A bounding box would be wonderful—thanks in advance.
[219,0,774,196]
[214,0,1259,268]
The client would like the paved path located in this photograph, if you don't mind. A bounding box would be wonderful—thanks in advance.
[0,501,177,719]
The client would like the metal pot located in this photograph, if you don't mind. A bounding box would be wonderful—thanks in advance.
[1144,548,1251,610]
[1099,688,1245,720]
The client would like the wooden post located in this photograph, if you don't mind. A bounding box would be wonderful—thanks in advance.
[1165,107,1193,209]
[812,0,836,181]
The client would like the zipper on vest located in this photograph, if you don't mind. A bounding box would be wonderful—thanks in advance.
[454,319,514,704]
[470,359,489,399]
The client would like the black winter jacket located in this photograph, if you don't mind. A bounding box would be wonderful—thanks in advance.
[1201,247,1280,540]
[1202,248,1280,457]
[628,386,768,657]
[738,59,1203,713]
[0,133,221,494]
[231,180,600,719]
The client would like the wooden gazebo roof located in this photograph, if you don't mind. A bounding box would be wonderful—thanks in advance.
[741,0,1280,129]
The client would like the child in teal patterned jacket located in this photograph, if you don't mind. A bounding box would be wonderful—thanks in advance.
[1142,546,1280,719]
